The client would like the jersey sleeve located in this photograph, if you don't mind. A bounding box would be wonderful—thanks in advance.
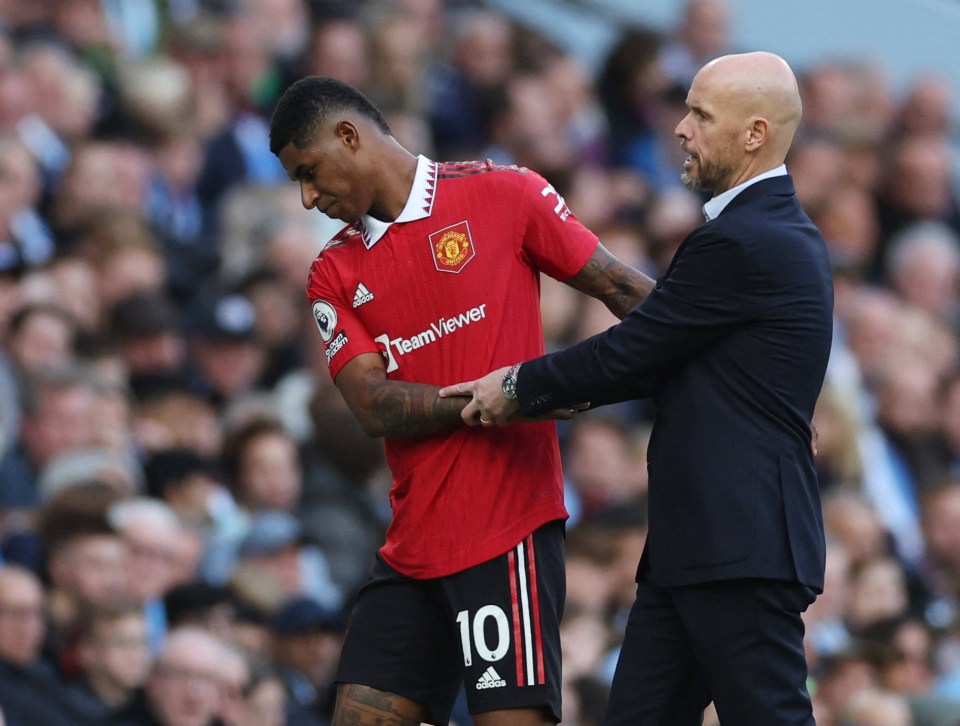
[305,256,382,381]
[516,170,599,281]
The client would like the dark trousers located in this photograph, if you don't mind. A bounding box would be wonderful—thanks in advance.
[603,577,816,726]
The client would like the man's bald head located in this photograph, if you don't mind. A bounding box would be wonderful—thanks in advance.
[701,52,802,158]
[677,51,803,193]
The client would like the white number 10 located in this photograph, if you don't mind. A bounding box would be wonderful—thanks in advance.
[456,606,510,666]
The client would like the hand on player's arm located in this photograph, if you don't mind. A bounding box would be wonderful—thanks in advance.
[439,366,517,427]
[439,366,588,427]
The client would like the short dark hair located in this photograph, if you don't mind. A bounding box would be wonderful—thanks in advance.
[220,415,291,493]
[269,76,391,156]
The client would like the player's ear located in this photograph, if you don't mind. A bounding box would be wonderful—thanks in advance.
[336,120,360,150]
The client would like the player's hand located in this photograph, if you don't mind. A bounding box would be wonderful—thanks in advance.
[440,367,518,427]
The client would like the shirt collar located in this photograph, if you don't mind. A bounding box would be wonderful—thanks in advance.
[702,164,788,221]
[358,155,438,249]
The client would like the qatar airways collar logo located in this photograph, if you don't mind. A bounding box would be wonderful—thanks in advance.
[374,303,488,373]
[430,221,475,273]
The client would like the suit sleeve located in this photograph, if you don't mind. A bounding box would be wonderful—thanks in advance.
[517,230,749,415]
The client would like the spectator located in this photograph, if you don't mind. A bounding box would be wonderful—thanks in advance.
[919,482,960,610]
[163,581,243,645]
[596,25,667,175]
[893,74,953,139]
[108,497,186,652]
[38,483,126,628]
[71,599,152,720]
[237,658,287,726]
[232,510,342,612]
[884,220,960,324]
[823,492,893,570]
[874,133,960,276]
[305,12,370,91]
[114,625,230,726]
[218,644,251,726]
[3,302,77,374]
[428,8,515,159]
[658,0,733,89]
[0,565,87,724]
[130,372,223,458]
[874,617,937,696]
[844,557,911,637]
[562,414,647,521]
[109,291,187,377]
[0,134,54,272]
[187,292,268,407]
[837,688,912,726]
[804,537,854,664]
[238,268,307,388]
[0,363,99,509]
[145,448,222,525]
[221,415,302,514]
[269,595,345,725]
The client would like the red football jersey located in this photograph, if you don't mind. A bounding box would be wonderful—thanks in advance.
[306,156,598,578]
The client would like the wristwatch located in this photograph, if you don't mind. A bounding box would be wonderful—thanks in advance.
[502,363,521,400]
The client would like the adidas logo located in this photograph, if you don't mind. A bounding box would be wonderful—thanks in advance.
[353,283,374,308]
[476,666,506,690]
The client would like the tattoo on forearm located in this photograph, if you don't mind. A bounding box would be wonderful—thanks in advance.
[366,374,466,438]
[334,685,425,726]
[569,247,656,319]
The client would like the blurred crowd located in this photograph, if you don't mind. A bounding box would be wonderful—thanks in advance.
[0,0,959,724]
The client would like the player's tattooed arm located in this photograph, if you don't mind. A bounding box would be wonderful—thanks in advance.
[335,353,469,438]
[564,243,656,319]
[333,684,427,725]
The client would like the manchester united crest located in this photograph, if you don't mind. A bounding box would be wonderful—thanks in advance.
[429,221,476,273]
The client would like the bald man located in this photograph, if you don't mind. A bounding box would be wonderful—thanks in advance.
[443,52,833,725]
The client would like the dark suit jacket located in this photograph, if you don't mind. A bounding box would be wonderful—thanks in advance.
[0,657,90,726]
[519,174,833,591]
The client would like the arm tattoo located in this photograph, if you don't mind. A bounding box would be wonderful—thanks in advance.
[334,685,425,726]
[566,246,656,319]
[365,373,467,438]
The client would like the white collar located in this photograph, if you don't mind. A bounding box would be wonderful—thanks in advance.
[358,155,438,249]
[702,165,788,221]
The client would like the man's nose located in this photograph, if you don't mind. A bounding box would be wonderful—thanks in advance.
[300,185,317,210]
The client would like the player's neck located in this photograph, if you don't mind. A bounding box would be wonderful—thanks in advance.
[368,139,419,223]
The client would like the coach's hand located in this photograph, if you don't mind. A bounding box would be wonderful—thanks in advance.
[440,367,518,427]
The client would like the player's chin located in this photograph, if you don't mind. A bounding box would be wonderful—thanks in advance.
[329,208,359,224]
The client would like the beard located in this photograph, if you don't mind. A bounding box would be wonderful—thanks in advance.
[680,152,736,193]
[680,170,701,191]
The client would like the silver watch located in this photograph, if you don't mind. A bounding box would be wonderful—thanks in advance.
[502,363,521,400]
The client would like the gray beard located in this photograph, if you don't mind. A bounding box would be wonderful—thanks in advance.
[681,160,736,194]
[680,171,702,191]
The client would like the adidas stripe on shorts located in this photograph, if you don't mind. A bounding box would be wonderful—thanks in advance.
[336,520,565,725]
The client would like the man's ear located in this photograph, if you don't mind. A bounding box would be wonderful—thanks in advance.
[336,120,360,150]
[745,117,768,151]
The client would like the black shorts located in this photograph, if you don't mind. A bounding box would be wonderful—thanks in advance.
[336,519,566,725]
